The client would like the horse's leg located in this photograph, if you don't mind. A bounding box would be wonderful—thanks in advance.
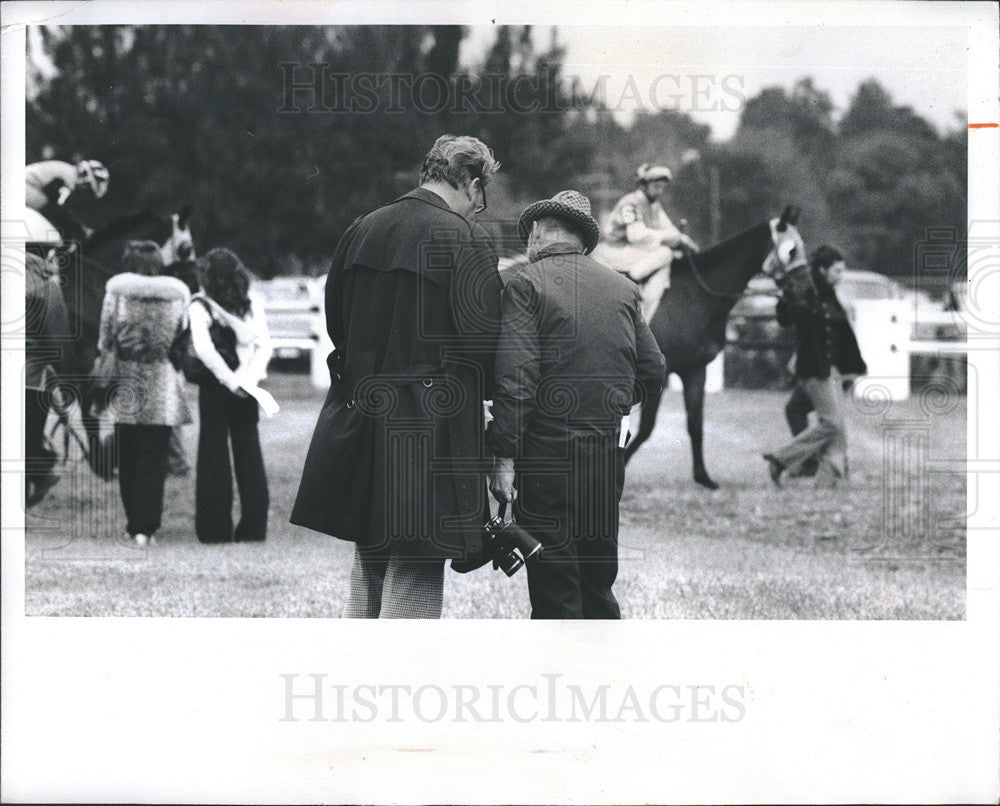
[680,364,718,490]
[624,386,663,465]
[79,385,116,482]
[24,387,59,507]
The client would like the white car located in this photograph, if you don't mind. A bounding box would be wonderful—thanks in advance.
[252,277,324,360]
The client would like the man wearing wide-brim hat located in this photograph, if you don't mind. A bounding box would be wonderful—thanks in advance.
[486,190,666,618]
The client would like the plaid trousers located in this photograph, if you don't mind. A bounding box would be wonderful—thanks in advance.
[343,544,445,619]
[772,376,847,479]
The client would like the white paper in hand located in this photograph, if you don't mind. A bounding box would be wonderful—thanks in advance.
[242,385,280,418]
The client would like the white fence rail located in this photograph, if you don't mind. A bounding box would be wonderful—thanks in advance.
[852,299,968,402]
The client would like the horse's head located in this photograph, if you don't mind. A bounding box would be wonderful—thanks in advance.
[161,205,195,265]
[761,205,805,279]
[764,206,816,301]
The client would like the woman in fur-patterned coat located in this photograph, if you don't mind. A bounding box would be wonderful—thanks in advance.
[97,241,190,545]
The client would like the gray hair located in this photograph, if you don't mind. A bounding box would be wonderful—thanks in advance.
[420,135,500,189]
[533,216,584,248]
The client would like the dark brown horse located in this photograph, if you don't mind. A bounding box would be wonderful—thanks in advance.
[622,206,804,489]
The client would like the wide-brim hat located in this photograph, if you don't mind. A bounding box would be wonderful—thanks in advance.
[517,190,600,254]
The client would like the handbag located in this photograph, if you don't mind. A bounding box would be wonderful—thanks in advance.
[170,297,239,384]
[90,348,120,404]
[91,295,125,405]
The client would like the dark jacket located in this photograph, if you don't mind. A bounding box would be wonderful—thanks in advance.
[291,188,503,559]
[776,270,867,380]
[487,242,666,459]
[165,259,200,295]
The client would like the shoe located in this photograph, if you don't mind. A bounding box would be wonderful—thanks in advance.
[25,473,60,508]
[813,461,843,489]
[147,533,158,546]
[762,454,784,487]
[787,457,819,478]
[133,533,149,547]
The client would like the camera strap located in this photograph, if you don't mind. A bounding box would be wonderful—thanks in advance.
[498,501,508,522]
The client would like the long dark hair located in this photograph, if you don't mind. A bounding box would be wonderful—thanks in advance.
[197,247,252,317]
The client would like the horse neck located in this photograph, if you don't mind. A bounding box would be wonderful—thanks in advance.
[83,211,168,262]
[691,221,773,315]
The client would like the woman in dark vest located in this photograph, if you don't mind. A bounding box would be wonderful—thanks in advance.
[763,245,867,486]
[191,248,273,543]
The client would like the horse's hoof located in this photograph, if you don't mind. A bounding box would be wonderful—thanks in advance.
[762,454,784,488]
[694,474,719,491]
[25,473,60,507]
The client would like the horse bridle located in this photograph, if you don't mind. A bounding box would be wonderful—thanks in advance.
[681,216,806,301]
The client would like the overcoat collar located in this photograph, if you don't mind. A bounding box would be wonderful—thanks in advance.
[400,186,464,218]
[529,241,585,263]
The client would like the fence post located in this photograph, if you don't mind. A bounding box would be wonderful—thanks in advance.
[853,299,911,401]
[704,350,724,392]
[668,350,724,393]
[309,278,333,389]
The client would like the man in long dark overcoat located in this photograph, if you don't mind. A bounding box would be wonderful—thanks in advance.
[291,135,502,618]
[486,191,666,619]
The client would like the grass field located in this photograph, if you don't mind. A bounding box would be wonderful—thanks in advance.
[24,373,966,619]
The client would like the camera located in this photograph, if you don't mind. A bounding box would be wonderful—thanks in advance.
[484,508,542,578]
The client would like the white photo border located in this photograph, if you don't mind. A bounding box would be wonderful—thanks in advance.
[2,2,998,803]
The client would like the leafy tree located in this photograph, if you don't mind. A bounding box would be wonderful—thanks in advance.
[30,26,454,275]
[738,77,836,167]
[828,79,965,279]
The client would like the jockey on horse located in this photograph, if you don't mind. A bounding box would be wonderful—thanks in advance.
[599,162,700,320]
[23,158,109,505]
[26,158,110,244]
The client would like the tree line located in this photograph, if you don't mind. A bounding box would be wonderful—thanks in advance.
[28,25,966,287]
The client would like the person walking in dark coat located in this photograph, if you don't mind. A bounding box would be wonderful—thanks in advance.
[165,241,200,295]
[291,135,503,618]
[763,245,867,486]
[487,190,666,619]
